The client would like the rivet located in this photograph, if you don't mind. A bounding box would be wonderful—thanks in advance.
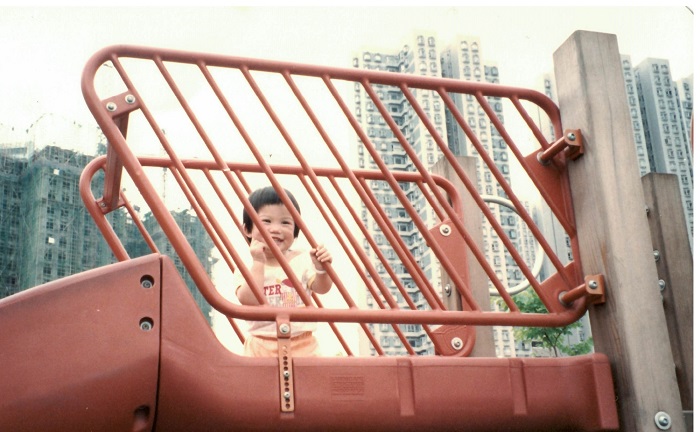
[279,323,290,335]
[658,280,666,291]
[587,280,598,290]
[283,370,290,379]
[125,94,136,104]
[654,411,671,430]
[106,102,117,112]
[444,283,452,297]
[653,250,660,262]
[451,337,463,350]
[283,391,291,400]
[567,132,576,141]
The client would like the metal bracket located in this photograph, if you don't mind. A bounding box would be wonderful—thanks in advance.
[96,196,126,214]
[276,317,294,413]
[538,129,584,164]
[431,325,475,357]
[559,274,606,306]
[102,91,141,119]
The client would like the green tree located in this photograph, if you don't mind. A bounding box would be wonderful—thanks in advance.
[509,288,593,357]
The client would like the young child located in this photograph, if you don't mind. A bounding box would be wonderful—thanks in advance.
[234,186,333,357]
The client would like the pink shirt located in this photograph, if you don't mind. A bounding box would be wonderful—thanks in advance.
[234,250,318,337]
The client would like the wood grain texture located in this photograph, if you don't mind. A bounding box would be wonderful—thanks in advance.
[554,30,685,431]
[642,173,693,412]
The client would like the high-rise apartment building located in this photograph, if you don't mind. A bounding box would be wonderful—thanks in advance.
[0,120,216,323]
[677,75,694,139]
[634,58,693,246]
[0,144,120,297]
[352,34,445,356]
[621,56,654,175]
[352,34,526,357]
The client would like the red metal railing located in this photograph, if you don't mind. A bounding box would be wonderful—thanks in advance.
[80,45,593,356]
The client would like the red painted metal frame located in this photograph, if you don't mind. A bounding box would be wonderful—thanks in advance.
[79,45,591,352]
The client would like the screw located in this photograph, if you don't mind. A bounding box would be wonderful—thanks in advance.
[106,102,117,112]
[440,224,451,236]
[653,250,660,262]
[654,411,671,430]
[279,323,290,335]
[451,337,463,350]
[141,275,154,289]
[587,280,598,290]
[567,132,576,141]
[658,280,666,291]
[125,94,136,104]
[139,318,153,331]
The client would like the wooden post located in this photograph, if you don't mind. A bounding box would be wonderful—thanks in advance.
[432,156,495,357]
[553,31,686,431]
[642,173,693,424]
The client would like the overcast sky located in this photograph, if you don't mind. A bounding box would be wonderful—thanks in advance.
[0,6,694,134]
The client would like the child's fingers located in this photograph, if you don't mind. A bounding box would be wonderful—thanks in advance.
[311,247,332,263]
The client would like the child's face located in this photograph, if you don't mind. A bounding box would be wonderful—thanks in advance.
[247,204,296,256]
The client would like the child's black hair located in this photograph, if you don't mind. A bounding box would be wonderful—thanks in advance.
[242,186,301,242]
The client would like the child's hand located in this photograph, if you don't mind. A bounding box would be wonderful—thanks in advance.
[250,239,267,263]
[310,244,332,270]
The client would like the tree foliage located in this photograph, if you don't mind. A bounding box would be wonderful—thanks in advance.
[509,288,593,357]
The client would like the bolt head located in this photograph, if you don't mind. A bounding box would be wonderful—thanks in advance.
[658,279,666,291]
[439,224,451,236]
[654,411,671,430]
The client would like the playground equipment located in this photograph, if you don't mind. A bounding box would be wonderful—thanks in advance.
[0,40,624,431]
